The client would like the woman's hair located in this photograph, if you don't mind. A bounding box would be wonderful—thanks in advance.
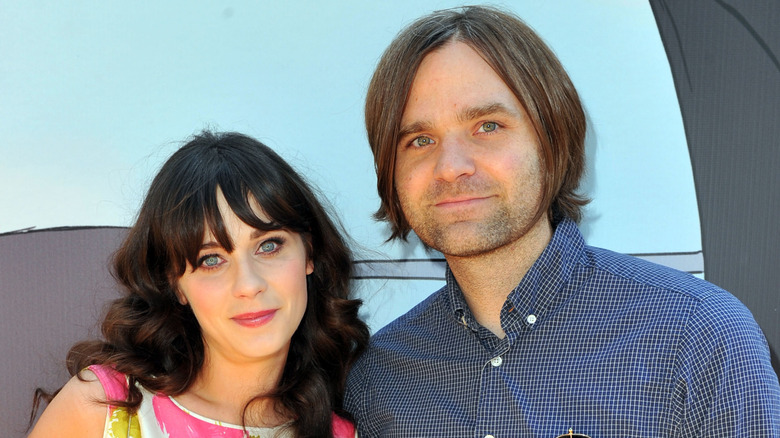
[35,131,369,437]
[366,5,588,240]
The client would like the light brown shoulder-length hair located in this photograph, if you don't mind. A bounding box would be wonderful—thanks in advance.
[366,5,588,240]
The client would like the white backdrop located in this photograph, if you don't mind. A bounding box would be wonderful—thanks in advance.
[1,1,698,332]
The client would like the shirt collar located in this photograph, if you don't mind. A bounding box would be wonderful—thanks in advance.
[445,218,586,334]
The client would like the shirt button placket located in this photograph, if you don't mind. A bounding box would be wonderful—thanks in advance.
[479,340,508,438]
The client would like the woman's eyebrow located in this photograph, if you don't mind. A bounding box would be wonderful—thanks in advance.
[199,241,221,250]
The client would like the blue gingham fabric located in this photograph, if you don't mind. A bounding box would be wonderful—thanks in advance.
[345,218,780,437]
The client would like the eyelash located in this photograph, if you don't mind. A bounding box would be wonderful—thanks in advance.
[195,236,287,271]
[408,135,434,148]
[196,253,224,271]
[257,237,285,255]
[477,121,499,133]
[405,121,500,148]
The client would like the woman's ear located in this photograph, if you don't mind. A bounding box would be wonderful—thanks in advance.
[174,289,188,305]
[306,259,314,276]
[303,232,314,276]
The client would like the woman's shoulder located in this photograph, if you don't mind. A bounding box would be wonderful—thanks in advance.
[28,370,108,437]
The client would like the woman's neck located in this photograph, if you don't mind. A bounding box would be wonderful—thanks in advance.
[175,350,290,427]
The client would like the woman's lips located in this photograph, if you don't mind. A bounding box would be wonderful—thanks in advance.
[232,310,277,328]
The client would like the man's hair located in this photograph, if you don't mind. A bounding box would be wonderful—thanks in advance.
[366,5,588,240]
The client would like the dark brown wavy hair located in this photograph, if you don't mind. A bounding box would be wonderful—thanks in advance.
[32,131,369,437]
[366,5,589,240]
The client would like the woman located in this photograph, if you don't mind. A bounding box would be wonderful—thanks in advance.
[29,131,369,437]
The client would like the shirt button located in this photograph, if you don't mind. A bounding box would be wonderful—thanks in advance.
[527,314,537,324]
[485,435,495,438]
[490,356,503,367]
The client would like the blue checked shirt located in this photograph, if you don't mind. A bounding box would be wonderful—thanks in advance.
[345,218,780,437]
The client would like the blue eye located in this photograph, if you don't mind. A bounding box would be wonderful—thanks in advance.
[197,254,222,269]
[259,240,279,253]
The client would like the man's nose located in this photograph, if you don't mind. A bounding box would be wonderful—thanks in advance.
[433,135,476,182]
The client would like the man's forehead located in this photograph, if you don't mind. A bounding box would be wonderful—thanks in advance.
[399,42,522,122]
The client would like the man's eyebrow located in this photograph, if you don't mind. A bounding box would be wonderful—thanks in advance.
[457,102,518,123]
[398,102,521,141]
[398,120,434,142]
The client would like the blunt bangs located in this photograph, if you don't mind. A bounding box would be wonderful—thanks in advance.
[149,132,314,279]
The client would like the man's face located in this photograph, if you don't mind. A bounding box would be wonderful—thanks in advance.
[394,41,546,257]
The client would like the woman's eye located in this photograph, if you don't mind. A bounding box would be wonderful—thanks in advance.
[199,255,222,268]
[479,122,498,133]
[259,240,279,253]
[410,136,434,148]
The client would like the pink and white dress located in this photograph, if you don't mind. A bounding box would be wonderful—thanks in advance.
[89,364,356,438]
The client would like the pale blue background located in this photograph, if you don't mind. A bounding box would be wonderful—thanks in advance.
[0,1,698,331]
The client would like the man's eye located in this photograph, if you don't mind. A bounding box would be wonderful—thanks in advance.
[479,122,498,133]
[411,136,434,148]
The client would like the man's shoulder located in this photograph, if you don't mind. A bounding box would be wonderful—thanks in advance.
[346,285,451,389]
[370,284,450,343]
[552,219,725,305]
[582,245,763,333]
[584,245,723,302]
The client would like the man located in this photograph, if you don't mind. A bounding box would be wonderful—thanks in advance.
[344,5,780,437]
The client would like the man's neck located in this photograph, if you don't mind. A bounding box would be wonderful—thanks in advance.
[446,217,553,338]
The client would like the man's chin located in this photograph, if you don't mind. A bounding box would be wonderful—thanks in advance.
[419,225,506,258]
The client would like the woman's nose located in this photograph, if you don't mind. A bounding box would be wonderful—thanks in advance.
[233,259,267,298]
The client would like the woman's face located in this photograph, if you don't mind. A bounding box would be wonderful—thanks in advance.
[176,190,312,368]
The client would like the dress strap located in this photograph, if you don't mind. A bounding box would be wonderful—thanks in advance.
[332,413,356,438]
[88,364,129,404]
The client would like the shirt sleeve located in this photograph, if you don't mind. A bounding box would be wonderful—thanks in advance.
[675,290,780,436]
[344,349,370,435]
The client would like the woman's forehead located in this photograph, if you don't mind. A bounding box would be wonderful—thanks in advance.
[215,187,269,217]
